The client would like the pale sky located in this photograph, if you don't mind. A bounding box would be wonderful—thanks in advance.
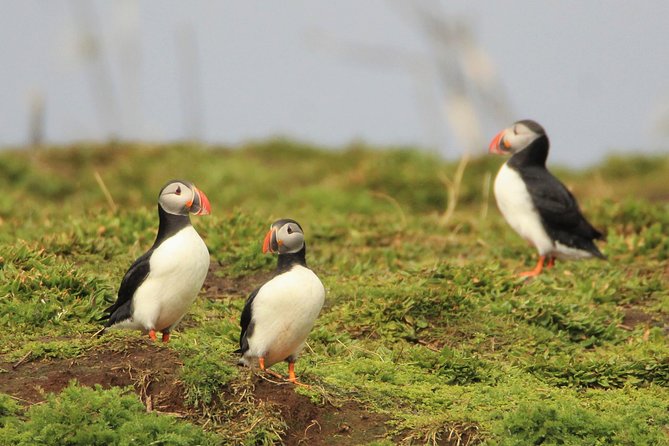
[2,0,669,166]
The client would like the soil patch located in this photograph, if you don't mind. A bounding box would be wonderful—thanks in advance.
[621,307,655,328]
[620,305,669,328]
[249,375,391,446]
[620,306,669,338]
[0,339,186,414]
[0,340,393,444]
[202,263,273,300]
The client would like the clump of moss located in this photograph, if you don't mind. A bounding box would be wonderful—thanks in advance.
[0,394,19,429]
[495,394,669,446]
[180,349,238,409]
[0,382,219,445]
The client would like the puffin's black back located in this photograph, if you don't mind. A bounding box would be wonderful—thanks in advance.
[237,287,259,354]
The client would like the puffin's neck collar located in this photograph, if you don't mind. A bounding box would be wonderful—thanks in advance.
[508,134,549,168]
[276,245,307,274]
[153,204,191,249]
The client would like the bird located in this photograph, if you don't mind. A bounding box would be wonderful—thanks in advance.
[237,218,325,384]
[99,179,211,342]
[489,119,605,277]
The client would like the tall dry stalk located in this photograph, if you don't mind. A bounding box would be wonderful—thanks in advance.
[439,151,470,225]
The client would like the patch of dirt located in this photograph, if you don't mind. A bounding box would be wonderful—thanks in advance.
[621,307,656,328]
[202,263,273,300]
[249,376,391,446]
[621,304,669,326]
[0,339,186,414]
[620,306,669,337]
[0,339,394,445]
[435,423,482,446]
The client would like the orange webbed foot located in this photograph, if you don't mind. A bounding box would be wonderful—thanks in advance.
[258,357,285,380]
[518,255,546,278]
[288,362,310,387]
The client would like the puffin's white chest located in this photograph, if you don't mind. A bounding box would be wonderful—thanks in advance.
[494,163,553,255]
[245,265,325,367]
[132,226,210,331]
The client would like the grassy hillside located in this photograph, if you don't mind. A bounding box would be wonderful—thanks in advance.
[0,140,668,445]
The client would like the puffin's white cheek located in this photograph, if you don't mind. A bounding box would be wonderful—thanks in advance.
[508,134,533,151]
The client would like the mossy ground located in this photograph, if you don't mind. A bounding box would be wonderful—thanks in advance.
[0,140,668,445]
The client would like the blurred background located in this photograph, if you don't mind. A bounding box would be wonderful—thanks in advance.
[2,0,669,166]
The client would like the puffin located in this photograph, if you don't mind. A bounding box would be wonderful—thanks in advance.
[99,179,211,342]
[489,120,605,277]
[237,219,325,384]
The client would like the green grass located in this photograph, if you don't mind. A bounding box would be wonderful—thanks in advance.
[0,140,668,445]
[0,382,218,446]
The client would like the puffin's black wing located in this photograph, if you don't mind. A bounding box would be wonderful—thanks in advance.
[236,286,261,354]
[100,250,153,326]
[520,167,605,257]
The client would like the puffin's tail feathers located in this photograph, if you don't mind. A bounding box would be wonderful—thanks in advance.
[583,239,607,260]
[593,227,607,241]
[591,246,607,260]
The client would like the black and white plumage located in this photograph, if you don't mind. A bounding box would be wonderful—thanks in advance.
[489,120,605,277]
[238,219,325,383]
[100,179,211,342]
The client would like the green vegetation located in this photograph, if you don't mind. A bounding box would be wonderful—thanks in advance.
[1,140,668,445]
[0,382,218,446]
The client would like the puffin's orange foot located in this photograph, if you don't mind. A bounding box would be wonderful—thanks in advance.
[288,362,297,383]
[258,357,285,380]
[161,332,170,343]
[290,379,311,388]
[518,270,541,278]
[545,256,556,269]
[264,369,286,380]
[288,362,310,387]
[517,255,546,279]
[148,329,157,341]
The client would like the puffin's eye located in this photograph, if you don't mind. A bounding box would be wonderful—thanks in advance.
[175,186,181,195]
[287,226,293,234]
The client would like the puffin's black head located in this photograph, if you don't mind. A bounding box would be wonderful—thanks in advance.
[489,120,547,156]
[262,219,305,254]
[158,179,211,217]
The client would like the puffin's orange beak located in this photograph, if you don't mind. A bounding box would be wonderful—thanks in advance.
[188,186,211,216]
[489,130,508,155]
[262,228,275,254]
